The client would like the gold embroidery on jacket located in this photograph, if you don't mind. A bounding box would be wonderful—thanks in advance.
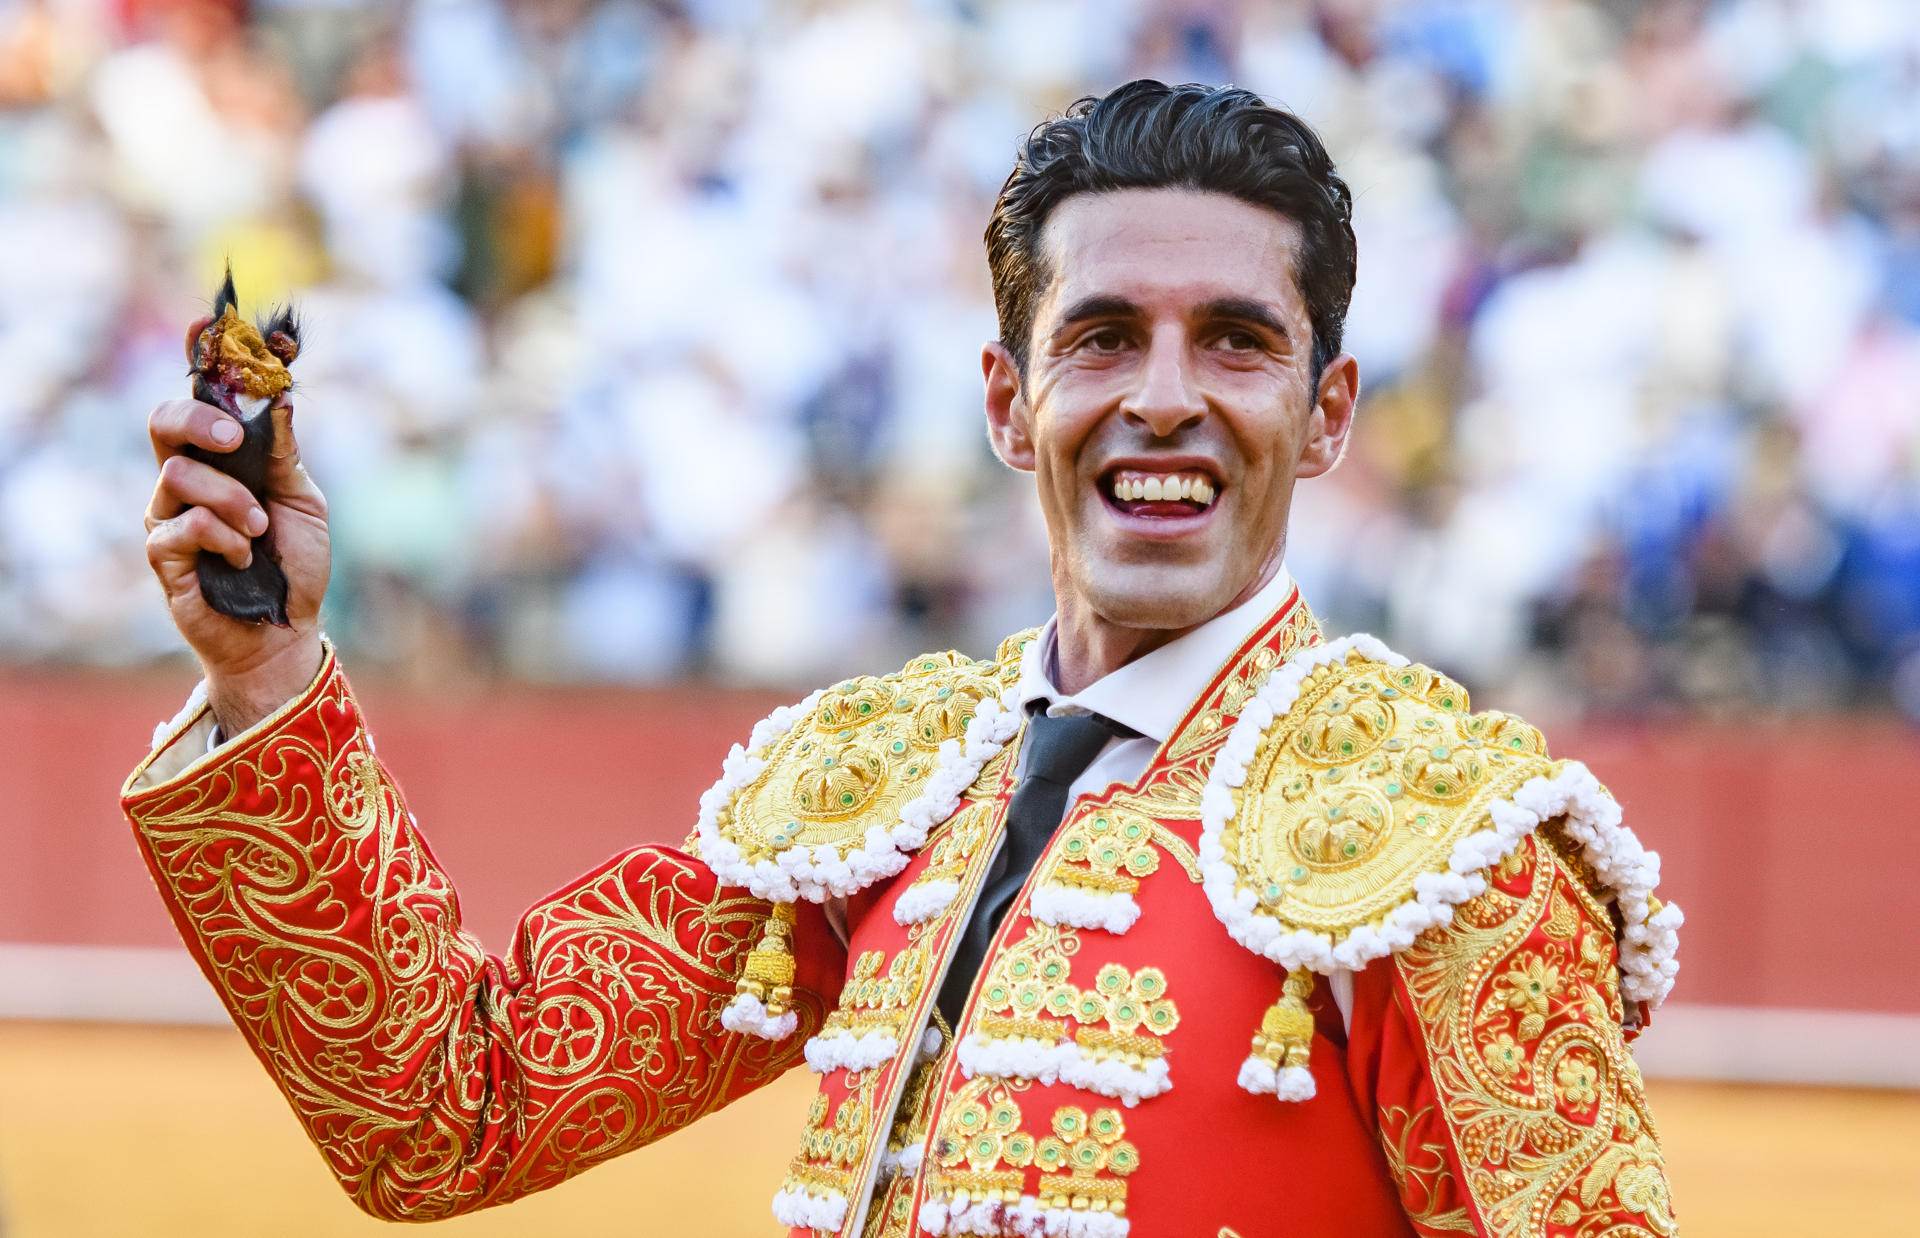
[1395,834,1676,1238]
[721,649,1015,870]
[1377,1104,1478,1234]
[126,670,808,1219]
[1165,602,1324,761]
[926,1081,1140,1219]
[972,922,1180,1079]
[1042,808,1160,897]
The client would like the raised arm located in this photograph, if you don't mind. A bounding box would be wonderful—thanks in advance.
[130,392,841,1217]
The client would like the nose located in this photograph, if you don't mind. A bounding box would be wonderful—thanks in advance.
[1119,324,1207,437]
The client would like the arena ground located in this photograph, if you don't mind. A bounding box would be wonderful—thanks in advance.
[0,1021,1913,1237]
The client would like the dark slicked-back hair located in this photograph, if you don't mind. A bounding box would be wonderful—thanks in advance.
[987,80,1356,380]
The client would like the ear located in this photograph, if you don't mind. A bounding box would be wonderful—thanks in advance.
[982,340,1036,471]
[1295,352,1359,479]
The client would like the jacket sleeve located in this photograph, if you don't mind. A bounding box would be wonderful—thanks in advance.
[1342,832,1678,1238]
[120,647,843,1220]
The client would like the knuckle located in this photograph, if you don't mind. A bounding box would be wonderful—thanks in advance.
[150,399,192,435]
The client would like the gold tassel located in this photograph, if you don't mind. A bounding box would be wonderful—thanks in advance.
[738,901,799,1017]
[1245,967,1317,1100]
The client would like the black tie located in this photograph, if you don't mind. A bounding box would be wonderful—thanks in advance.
[937,708,1128,1028]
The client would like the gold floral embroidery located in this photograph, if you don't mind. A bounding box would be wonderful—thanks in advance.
[820,947,931,1041]
[1554,1053,1601,1112]
[1033,1104,1139,1212]
[926,1081,1140,1220]
[1496,953,1565,1041]
[973,922,1180,1077]
[1395,833,1676,1237]
[1041,808,1160,897]
[1482,1033,1526,1079]
[929,1078,1034,1203]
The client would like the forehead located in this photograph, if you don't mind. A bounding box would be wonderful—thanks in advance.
[1035,187,1306,321]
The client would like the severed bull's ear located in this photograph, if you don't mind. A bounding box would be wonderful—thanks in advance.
[262,304,301,365]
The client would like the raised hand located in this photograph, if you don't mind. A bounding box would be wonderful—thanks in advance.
[144,388,331,736]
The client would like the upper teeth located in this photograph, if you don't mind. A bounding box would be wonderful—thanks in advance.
[1112,471,1216,506]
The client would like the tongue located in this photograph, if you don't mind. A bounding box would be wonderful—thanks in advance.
[1120,498,1202,517]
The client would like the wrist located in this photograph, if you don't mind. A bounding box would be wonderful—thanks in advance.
[204,634,325,737]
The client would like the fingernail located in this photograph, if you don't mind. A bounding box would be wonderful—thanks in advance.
[213,420,240,445]
[246,508,267,536]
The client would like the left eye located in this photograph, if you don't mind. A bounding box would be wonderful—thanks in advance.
[1218,331,1261,351]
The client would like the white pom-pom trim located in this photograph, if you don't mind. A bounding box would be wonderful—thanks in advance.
[1197,634,1681,1009]
[719,993,797,1040]
[698,684,1024,904]
[1028,884,1141,935]
[957,1032,1170,1107]
[804,1028,901,1074]
[1236,1055,1317,1101]
[771,1185,848,1231]
[919,1195,1130,1237]
[894,879,961,925]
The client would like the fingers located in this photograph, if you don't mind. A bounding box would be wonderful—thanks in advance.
[147,504,255,574]
[147,454,267,533]
[149,398,241,465]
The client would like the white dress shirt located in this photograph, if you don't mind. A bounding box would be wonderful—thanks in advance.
[1010,565,1296,799]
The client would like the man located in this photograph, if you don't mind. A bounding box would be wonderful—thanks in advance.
[126,82,1681,1237]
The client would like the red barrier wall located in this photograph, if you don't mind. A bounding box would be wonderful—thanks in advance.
[4,665,1915,1014]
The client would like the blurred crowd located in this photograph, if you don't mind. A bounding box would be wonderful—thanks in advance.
[0,0,1916,719]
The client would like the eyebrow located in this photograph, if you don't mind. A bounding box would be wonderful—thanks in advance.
[1197,297,1291,340]
[1053,295,1141,330]
[1050,294,1291,341]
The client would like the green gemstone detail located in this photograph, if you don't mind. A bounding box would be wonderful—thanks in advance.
[1291,866,1308,882]
[1343,840,1359,856]
[840,792,855,806]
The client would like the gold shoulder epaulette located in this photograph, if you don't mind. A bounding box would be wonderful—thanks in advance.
[697,634,1035,906]
[1199,635,1679,1006]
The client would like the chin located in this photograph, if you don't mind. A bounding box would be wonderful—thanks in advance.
[1080,562,1240,632]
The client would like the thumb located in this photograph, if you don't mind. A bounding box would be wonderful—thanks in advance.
[268,396,299,463]
[264,396,312,495]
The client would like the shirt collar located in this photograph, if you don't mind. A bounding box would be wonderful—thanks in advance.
[1014,566,1296,744]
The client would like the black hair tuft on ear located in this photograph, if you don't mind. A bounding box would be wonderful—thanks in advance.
[212,262,238,319]
[262,304,302,364]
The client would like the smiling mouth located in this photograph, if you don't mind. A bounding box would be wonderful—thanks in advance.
[1100,467,1220,518]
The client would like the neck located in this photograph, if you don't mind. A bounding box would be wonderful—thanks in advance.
[1050,551,1287,695]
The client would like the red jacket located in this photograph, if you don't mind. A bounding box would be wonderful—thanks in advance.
[122,591,1679,1237]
